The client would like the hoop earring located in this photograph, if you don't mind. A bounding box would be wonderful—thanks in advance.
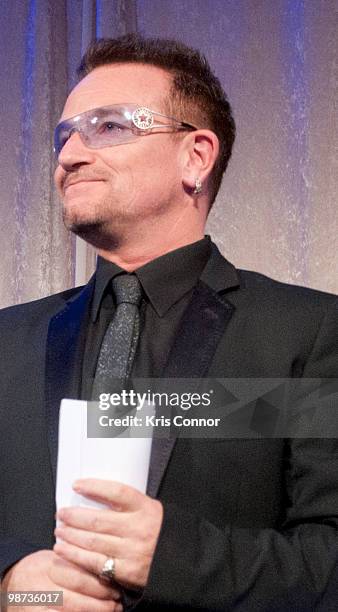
[193,178,202,195]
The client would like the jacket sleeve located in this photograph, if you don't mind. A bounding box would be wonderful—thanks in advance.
[0,539,43,579]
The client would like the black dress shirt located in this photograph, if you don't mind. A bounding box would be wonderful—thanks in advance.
[81,236,212,398]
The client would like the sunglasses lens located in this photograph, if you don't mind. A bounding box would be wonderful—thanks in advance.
[54,123,70,157]
[54,106,138,157]
[87,109,132,147]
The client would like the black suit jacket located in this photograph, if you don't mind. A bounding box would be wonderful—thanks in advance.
[1,244,338,611]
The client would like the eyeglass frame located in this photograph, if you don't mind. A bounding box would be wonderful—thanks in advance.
[53,103,198,158]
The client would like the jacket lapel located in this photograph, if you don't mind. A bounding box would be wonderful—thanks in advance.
[45,279,94,486]
[147,246,240,497]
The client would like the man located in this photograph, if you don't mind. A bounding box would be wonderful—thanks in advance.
[1,34,338,611]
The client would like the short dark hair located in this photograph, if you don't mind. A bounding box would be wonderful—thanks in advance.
[77,34,236,205]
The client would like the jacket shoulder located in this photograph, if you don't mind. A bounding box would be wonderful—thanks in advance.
[0,286,84,325]
[237,269,338,307]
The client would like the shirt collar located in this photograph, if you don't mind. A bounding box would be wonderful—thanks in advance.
[91,236,212,321]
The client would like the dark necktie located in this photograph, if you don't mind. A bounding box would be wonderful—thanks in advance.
[91,274,142,400]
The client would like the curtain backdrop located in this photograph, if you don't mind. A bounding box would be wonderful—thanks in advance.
[0,0,336,308]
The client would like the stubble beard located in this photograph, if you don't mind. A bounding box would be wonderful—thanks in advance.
[62,184,175,251]
[62,195,138,250]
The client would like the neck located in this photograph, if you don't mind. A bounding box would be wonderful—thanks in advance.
[97,206,206,271]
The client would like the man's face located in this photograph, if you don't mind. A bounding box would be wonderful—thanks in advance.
[54,63,184,247]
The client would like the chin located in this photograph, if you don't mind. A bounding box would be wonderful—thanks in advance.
[66,217,121,250]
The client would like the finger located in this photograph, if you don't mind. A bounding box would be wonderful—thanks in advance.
[72,478,144,510]
[57,506,130,535]
[54,541,109,581]
[55,525,122,558]
[51,554,121,601]
[54,541,149,591]
[51,587,123,612]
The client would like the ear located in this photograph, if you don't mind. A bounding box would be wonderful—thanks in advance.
[181,129,219,193]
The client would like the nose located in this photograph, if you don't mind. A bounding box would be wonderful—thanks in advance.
[57,130,96,171]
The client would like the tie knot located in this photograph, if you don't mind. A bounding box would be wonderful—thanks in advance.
[112,274,142,306]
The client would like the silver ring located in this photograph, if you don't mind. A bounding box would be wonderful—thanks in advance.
[100,557,116,581]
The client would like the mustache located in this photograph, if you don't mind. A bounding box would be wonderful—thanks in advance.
[62,171,108,191]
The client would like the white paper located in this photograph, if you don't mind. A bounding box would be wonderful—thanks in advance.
[56,399,154,513]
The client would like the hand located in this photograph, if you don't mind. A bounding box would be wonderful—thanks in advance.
[54,479,164,591]
[2,549,122,611]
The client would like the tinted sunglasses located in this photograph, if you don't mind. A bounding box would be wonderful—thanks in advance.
[54,103,198,158]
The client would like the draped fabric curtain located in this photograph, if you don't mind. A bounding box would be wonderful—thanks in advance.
[0,0,337,308]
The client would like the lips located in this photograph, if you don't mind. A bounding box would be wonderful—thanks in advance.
[64,178,103,192]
